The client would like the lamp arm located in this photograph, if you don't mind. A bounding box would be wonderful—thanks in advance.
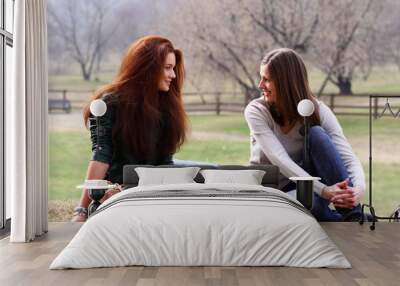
[304,116,310,173]
[96,116,100,152]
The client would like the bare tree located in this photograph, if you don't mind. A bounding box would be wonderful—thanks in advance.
[47,12,69,75]
[380,1,400,71]
[167,0,322,99]
[388,33,400,72]
[111,0,162,52]
[312,0,379,95]
[48,0,119,81]
[167,0,270,100]
[164,0,395,97]
[243,0,320,53]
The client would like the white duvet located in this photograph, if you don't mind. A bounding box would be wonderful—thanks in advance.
[50,183,351,269]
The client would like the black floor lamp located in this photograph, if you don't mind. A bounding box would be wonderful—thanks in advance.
[360,95,400,230]
[290,99,320,210]
[87,99,108,215]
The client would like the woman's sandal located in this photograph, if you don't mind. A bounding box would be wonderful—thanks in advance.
[71,206,88,222]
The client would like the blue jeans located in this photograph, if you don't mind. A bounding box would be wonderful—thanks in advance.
[284,126,362,221]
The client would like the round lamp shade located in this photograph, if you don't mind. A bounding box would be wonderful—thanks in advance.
[297,99,315,117]
[90,99,107,117]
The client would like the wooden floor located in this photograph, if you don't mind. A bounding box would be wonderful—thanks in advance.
[0,222,399,286]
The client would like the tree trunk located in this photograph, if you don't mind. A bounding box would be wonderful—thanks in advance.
[83,72,91,81]
[80,63,91,81]
[337,75,352,95]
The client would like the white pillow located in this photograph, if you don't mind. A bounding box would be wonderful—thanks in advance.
[200,169,266,185]
[135,167,201,186]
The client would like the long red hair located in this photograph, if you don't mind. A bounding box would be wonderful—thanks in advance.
[83,35,187,160]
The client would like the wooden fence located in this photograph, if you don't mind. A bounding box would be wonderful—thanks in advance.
[318,93,400,118]
[48,89,400,117]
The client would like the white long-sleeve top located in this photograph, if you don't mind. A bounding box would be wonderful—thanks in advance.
[244,97,365,195]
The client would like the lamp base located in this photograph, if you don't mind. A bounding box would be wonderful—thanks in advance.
[360,203,399,231]
[296,180,313,210]
[87,188,107,216]
[289,177,320,210]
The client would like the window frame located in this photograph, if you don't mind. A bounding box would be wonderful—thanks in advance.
[0,0,13,234]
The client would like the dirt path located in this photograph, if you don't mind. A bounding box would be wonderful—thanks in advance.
[347,136,400,164]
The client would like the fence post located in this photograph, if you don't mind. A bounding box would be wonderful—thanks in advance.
[374,97,378,119]
[330,94,335,112]
[216,92,221,115]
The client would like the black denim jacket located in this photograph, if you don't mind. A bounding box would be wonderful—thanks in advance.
[89,93,173,184]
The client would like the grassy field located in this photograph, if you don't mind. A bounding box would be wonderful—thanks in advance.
[49,114,400,220]
[189,113,400,139]
[49,65,400,94]
[308,65,400,94]
[49,132,250,201]
[48,63,400,220]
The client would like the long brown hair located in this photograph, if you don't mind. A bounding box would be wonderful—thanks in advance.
[261,48,320,126]
[83,35,187,160]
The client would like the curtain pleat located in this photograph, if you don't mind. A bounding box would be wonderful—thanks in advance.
[10,0,48,242]
[10,0,27,242]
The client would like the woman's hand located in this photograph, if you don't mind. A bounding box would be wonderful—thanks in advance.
[321,179,356,209]
[100,184,122,203]
[333,186,363,208]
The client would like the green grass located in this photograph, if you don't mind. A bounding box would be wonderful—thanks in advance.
[49,64,400,94]
[49,131,250,201]
[49,131,91,200]
[351,66,400,94]
[48,73,116,91]
[49,114,400,216]
[189,114,249,136]
[338,116,400,137]
[190,113,400,139]
[308,65,400,94]
[176,139,249,165]
[365,162,400,216]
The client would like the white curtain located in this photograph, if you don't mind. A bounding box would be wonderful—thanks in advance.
[8,0,48,242]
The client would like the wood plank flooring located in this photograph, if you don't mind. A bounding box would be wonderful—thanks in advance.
[0,222,399,286]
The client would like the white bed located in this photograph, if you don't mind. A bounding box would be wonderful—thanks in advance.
[50,183,351,269]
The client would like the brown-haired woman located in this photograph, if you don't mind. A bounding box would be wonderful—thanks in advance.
[72,36,189,222]
[245,48,366,221]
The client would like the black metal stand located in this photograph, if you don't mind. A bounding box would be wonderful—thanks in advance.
[301,116,313,210]
[360,95,400,230]
[303,116,311,172]
[84,104,108,216]
[87,188,107,216]
[296,180,313,210]
[96,117,103,151]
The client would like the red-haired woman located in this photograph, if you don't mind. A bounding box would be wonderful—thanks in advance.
[72,36,189,222]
